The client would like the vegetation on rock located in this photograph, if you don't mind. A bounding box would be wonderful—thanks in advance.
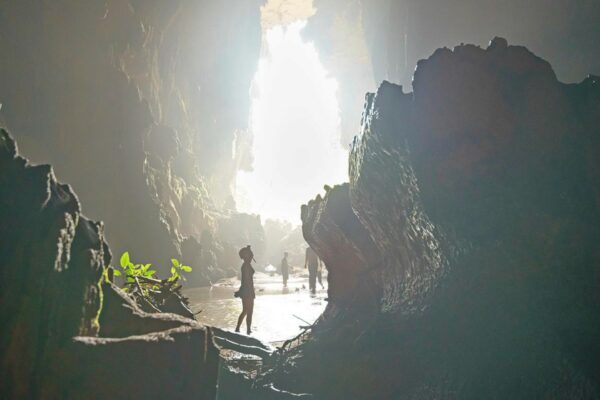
[110,251,195,317]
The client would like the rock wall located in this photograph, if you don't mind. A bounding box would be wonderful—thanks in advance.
[0,129,109,397]
[293,39,600,399]
[0,0,264,281]
[301,184,379,309]
[0,130,219,399]
[304,0,600,146]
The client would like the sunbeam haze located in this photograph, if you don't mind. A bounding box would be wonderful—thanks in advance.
[235,21,348,224]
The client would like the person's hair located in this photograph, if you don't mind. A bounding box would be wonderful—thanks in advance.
[239,245,253,261]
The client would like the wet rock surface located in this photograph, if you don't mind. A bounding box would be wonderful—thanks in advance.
[282,40,600,399]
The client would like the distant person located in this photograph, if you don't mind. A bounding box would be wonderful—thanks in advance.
[304,246,321,294]
[280,251,290,287]
[317,262,325,289]
[234,245,255,335]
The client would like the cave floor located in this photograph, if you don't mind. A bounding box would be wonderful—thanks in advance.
[185,272,327,343]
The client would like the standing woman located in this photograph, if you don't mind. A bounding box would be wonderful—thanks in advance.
[235,245,255,334]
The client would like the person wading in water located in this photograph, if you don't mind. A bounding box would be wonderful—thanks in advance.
[234,245,255,335]
[304,246,321,294]
[280,251,290,287]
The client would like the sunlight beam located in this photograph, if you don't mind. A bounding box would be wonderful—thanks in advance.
[235,21,348,224]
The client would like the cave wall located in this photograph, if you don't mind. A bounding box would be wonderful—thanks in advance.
[0,0,264,280]
[0,129,109,397]
[0,129,219,399]
[304,0,600,146]
[301,183,380,308]
[295,39,600,399]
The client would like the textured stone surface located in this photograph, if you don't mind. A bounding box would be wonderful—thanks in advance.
[68,326,219,400]
[98,281,197,338]
[293,40,600,399]
[301,184,379,308]
[0,0,264,280]
[304,0,600,146]
[0,129,110,398]
[0,130,219,399]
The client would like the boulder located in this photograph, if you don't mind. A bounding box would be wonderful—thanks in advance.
[289,39,600,399]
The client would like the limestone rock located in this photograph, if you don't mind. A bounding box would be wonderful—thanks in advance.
[0,0,264,281]
[301,183,379,308]
[295,40,600,398]
[0,130,219,399]
[0,129,109,398]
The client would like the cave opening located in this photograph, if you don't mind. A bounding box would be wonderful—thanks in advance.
[234,20,348,226]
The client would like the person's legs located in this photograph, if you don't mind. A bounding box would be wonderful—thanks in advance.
[236,299,247,332]
[245,297,254,334]
[317,268,323,288]
[308,267,316,293]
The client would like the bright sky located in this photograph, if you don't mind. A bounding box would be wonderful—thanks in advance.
[235,21,348,225]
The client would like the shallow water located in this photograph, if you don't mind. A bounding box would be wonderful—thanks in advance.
[185,272,327,343]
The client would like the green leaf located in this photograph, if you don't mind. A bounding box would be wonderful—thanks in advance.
[112,269,122,276]
[147,270,156,276]
[126,277,134,283]
[120,252,130,268]
[170,266,176,274]
[181,266,192,272]
[171,258,180,267]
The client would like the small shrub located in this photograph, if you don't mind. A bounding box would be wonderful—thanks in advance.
[109,251,194,317]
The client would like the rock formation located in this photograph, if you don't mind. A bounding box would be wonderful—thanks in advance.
[304,0,600,146]
[0,129,218,399]
[0,0,264,281]
[301,184,379,309]
[288,39,600,399]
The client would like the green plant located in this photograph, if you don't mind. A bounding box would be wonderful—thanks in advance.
[169,258,192,282]
[111,251,194,317]
[115,251,156,279]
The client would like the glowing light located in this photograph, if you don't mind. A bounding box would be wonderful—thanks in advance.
[236,21,348,224]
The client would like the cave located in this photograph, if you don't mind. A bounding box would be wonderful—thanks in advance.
[1,1,599,399]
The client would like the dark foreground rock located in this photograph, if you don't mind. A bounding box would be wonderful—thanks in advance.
[0,130,218,399]
[301,184,379,309]
[276,39,600,399]
[68,326,218,400]
[98,281,197,338]
[0,129,108,397]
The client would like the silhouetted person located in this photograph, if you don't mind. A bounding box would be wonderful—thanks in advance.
[304,246,320,293]
[317,262,325,289]
[281,251,290,287]
[235,245,255,335]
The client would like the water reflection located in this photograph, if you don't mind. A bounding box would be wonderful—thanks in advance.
[185,273,327,343]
